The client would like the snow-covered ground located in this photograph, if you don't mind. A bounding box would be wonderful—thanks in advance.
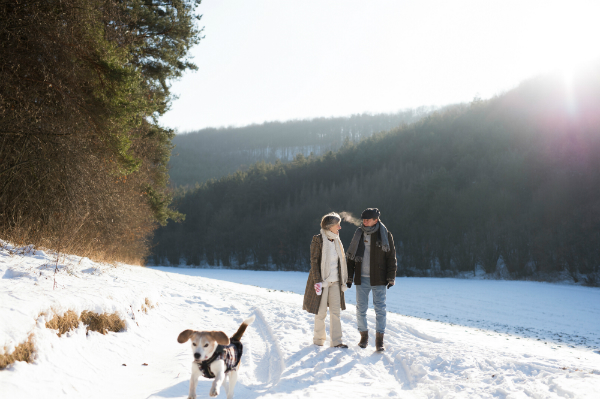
[150,268,600,351]
[2,243,600,398]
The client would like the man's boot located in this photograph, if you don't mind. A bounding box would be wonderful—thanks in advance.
[376,332,385,352]
[358,331,368,348]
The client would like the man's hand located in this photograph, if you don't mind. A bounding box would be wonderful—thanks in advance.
[386,280,395,289]
[346,281,352,289]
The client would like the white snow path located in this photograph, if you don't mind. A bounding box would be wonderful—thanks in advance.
[1,245,600,398]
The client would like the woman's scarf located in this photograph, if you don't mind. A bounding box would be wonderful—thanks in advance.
[346,221,390,262]
[320,228,348,292]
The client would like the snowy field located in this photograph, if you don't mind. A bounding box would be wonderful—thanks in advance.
[151,268,600,350]
[1,243,600,398]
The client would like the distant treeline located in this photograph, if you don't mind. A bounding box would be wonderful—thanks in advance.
[169,109,432,186]
[151,67,600,284]
[0,0,201,263]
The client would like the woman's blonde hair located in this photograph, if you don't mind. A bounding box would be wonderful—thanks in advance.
[320,212,341,230]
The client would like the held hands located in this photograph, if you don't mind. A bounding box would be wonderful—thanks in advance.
[386,280,395,289]
[314,282,323,295]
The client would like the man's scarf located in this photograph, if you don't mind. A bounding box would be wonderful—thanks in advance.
[346,221,390,262]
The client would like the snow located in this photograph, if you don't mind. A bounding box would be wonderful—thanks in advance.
[1,242,600,398]
[151,268,600,350]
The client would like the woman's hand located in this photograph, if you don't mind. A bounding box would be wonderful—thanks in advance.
[314,282,323,295]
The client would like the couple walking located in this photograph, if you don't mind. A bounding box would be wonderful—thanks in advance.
[302,208,397,351]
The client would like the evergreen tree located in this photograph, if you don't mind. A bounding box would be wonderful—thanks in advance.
[0,0,200,262]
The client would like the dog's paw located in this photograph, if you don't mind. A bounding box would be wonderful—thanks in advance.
[209,387,220,397]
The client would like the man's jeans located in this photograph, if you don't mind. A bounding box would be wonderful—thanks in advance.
[356,277,387,334]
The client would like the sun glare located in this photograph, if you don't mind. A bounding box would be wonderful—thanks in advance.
[518,1,600,116]
[537,2,599,77]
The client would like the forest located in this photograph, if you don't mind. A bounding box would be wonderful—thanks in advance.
[151,66,600,284]
[169,109,433,186]
[0,0,201,263]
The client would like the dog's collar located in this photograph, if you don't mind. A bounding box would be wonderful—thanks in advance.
[198,345,224,379]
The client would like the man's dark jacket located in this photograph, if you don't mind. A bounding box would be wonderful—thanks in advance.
[347,229,397,286]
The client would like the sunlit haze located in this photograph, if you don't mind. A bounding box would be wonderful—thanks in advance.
[160,0,600,132]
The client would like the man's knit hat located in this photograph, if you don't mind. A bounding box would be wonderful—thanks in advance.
[361,208,380,220]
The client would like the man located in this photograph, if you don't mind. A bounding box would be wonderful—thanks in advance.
[346,208,397,351]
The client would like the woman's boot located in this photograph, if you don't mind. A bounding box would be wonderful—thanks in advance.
[376,332,385,351]
[358,331,368,348]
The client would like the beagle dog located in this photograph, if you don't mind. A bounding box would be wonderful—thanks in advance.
[178,316,255,399]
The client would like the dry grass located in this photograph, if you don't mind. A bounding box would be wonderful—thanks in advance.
[45,310,80,337]
[141,298,155,313]
[80,311,126,335]
[1,309,128,370]
[44,310,126,336]
[0,334,35,370]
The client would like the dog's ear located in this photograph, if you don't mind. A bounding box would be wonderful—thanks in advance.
[210,331,230,345]
[177,329,195,343]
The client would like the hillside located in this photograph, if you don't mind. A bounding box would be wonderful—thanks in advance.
[151,66,600,283]
[2,242,599,398]
[169,109,432,186]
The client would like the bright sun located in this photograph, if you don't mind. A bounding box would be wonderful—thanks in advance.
[532,2,600,79]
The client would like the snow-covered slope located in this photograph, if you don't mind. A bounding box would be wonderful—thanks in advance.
[1,242,599,398]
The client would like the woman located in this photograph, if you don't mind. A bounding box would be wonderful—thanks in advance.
[302,212,349,348]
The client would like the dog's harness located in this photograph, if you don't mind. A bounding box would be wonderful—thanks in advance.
[198,340,243,379]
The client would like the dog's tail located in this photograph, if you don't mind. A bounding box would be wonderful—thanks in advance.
[231,315,255,341]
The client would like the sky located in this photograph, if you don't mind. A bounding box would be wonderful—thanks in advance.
[160,0,600,132]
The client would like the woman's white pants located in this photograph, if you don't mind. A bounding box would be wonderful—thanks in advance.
[313,282,342,346]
